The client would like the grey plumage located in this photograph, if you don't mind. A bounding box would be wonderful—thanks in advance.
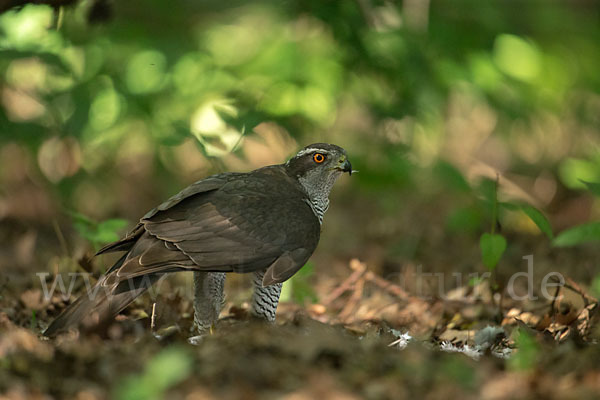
[44,143,351,337]
[193,271,226,333]
[250,269,283,321]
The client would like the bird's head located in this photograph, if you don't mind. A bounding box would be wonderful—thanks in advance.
[285,143,352,202]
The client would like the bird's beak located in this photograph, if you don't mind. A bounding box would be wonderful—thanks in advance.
[337,158,353,175]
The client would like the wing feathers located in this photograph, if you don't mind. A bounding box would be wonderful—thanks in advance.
[100,170,319,281]
[262,248,312,286]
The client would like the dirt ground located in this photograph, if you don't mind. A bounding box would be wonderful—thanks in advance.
[1,209,599,400]
[1,174,599,400]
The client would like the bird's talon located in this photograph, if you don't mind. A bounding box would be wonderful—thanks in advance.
[188,335,205,345]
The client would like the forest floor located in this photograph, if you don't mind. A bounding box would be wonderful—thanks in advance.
[1,203,600,400]
[1,251,599,399]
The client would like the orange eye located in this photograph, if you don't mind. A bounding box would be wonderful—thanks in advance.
[313,153,326,163]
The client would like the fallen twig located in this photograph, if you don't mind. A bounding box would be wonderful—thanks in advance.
[321,259,367,306]
[364,270,411,301]
[150,302,157,331]
[338,276,365,323]
[565,277,597,306]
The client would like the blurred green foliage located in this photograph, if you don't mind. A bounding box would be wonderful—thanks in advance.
[1,0,599,266]
[440,357,476,390]
[591,275,600,299]
[69,211,128,250]
[280,261,318,305]
[508,329,540,371]
[115,346,193,400]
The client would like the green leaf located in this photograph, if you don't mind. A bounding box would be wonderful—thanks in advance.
[479,233,506,270]
[217,107,265,135]
[156,121,193,146]
[72,220,95,243]
[558,158,600,190]
[98,218,129,233]
[90,230,120,245]
[500,203,553,239]
[67,210,96,226]
[553,222,600,247]
[116,347,192,400]
[508,329,539,371]
[288,262,318,304]
[591,275,600,299]
[580,180,600,196]
[433,160,471,192]
[145,347,193,390]
[468,276,484,287]
[477,178,497,204]
[521,205,553,239]
[499,201,519,211]
[91,219,128,245]
[69,212,129,249]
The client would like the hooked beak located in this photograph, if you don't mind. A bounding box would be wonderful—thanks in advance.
[337,158,353,175]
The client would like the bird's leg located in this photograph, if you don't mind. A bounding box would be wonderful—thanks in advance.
[250,269,283,322]
[192,271,226,335]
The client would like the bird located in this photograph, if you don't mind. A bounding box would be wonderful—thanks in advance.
[43,143,352,337]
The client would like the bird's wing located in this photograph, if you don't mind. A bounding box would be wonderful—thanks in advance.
[96,173,240,256]
[261,248,315,286]
[141,173,243,220]
[110,169,320,283]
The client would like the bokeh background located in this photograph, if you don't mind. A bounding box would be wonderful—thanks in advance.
[1,0,600,398]
[2,0,600,289]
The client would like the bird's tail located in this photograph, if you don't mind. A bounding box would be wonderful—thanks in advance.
[43,268,161,337]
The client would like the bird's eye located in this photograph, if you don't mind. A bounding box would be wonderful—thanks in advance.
[313,153,326,163]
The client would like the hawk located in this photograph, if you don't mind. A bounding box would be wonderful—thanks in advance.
[44,143,352,336]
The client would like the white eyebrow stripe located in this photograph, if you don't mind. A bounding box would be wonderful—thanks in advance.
[294,148,329,157]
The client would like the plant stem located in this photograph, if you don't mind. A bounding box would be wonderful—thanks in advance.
[490,172,500,305]
[491,173,499,235]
